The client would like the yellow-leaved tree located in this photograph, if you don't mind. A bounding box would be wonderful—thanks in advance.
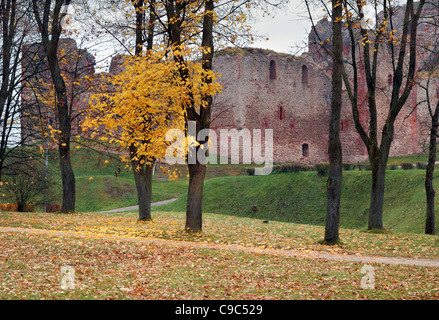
[82,46,221,221]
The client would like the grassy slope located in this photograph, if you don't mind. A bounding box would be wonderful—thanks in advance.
[158,169,439,234]
[11,145,438,234]
[70,148,190,212]
[0,146,189,213]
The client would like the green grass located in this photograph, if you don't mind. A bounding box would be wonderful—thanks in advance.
[353,153,428,167]
[56,175,188,213]
[3,143,438,234]
[0,145,190,213]
[158,169,439,234]
[385,154,429,166]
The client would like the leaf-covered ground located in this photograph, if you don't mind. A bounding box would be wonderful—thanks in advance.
[1,210,438,259]
[0,210,438,299]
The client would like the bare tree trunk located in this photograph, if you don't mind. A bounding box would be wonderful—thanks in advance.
[133,164,153,221]
[425,105,439,235]
[185,162,206,231]
[32,0,75,212]
[325,0,343,244]
[59,134,75,212]
[343,0,424,230]
[368,152,386,230]
[128,0,155,221]
[52,51,75,213]
[130,145,153,221]
[184,0,214,233]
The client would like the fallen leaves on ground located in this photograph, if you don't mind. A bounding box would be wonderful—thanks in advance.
[0,210,437,260]
[0,231,438,299]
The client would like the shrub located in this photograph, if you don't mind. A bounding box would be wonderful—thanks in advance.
[21,204,35,212]
[315,163,329,177]
[401,163,414,170]
[416,162,427,170]
[0,203,17,211]
[389,164,398,170]
[0,203,34,212]
[343,163,354,170]
[44,203,61,213]
[271,163,313,174]
[357,164,372,171]
[246,168,255,176]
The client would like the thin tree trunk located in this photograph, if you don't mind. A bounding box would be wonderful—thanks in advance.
[425,107,438,235]
[325,0,343,244]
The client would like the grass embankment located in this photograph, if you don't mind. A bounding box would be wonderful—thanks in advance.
[0,146,189,213]
[44,148,439,233]
[158,169,439,234]
[3,145,437,234]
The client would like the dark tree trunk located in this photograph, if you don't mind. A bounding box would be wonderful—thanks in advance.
[339,0,425,230]
[164,0,214,232]
[184,0,214,233]
[368,151,386,230]
[32,0,75,212]
[324,0,343,244]
[368,130,394,230]
[425,105,439,235]
[52,51,75,213]
[128,0,156,222]
[185,162,206,232]
[59,136,75,212]
[17,202,24,212]
[130,143,153,221]
[132,160,153,221]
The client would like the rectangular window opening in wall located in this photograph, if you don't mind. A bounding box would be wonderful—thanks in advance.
[302,65,308,86]
[270,60,277,80]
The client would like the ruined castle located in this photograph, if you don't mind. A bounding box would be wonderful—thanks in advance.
[210,3,439,164]
[22,7,439,164]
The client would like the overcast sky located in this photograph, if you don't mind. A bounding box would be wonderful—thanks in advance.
[70,0,323,71]
[249,0,317,55]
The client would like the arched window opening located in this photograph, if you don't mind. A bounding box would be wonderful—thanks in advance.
[279,106,283,120]
[302,143,309,157]
[269,60,276,80]
[341,120,344,131]
[302,65,308,85]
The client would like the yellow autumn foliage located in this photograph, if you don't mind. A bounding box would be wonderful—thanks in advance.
[83,46,221,163]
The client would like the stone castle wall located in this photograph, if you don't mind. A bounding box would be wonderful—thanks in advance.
[209,46,427,164]
[22,7,438,165]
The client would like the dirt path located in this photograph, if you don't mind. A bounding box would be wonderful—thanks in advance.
[98,198,178,213]
[1,225,438,268]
